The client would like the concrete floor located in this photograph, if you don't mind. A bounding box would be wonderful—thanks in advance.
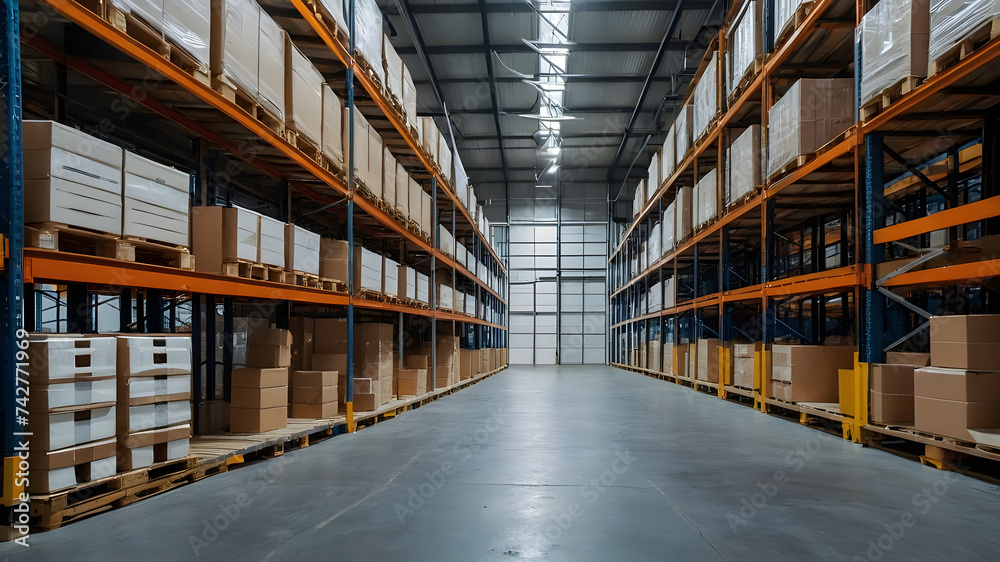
[6,365,1000,560]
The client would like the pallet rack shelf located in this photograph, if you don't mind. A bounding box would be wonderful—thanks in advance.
[609,0,1000,466]
[0,0,511,529]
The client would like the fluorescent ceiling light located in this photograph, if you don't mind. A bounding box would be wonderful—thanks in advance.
[519,114,580,121]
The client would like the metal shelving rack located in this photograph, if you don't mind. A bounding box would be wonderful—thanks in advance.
[4,0,509,450]
[608,0,1000,459]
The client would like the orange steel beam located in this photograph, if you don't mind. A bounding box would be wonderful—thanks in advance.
[435,252,506,304]
[763,265,869,298]
[863,38,1000,132]
[21,35,287,181]
[765,0,839,74]
[610,193,763,299]
[882,259,1000,287]
[434,310,506,330]
[43,1,505,300]
[287,0,506,275]
[609,70,765,263]
[874,196,1000,244]
[25,250,350,306]
[764,133,857,198]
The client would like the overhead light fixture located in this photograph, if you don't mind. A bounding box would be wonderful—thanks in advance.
[519,114,580,121]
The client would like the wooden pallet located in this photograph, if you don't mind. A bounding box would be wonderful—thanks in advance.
[285,270,321,289]
[29,456,196,531]
[355,55,383,92]
[287,129,323,163]
[213,75,285,137]
[222,259,270,281]
[320,153,346,180]
[26,223,194,270]
[357,288,390,302]
[768,154,812,181]
[320,277,348,293]
[928,17,1000,77]
[774,1,816,50]
[860,76,922,121]
[304,0,351,51]
[727,57,764,105]
[120,235,195,270]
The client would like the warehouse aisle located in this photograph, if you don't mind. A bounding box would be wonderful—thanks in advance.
[7,366,1000,561]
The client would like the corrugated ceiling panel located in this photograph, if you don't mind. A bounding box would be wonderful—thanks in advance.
[566,82,645,109]
[431,53,487,80]
[416,13,483,45]
[488,12,537,43]
[570,10,672,43]
[568,51,657,75]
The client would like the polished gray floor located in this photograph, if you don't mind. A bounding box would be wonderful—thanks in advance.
[5,365,1000,560]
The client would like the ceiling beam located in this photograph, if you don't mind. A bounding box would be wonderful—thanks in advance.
[396,41,685,55]
[420,104,675,116]
[607,0,687,188]
[401,1,714,13]
[420,75,676,86]
[478,0,510,221]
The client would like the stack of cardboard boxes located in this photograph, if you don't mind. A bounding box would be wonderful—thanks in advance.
[732,343,759,389]
[914,315,1000,442]
[404,354,433,395]
[28,336,118,493]
[354,324,394,411]
[434,335,460,389]
[231,328,291,432]
[116,336,193,471]
[312,318,349,408]
[696,339,722,383]
[770,344,855,402]
[290,371,338,418]
[871,351,929,425]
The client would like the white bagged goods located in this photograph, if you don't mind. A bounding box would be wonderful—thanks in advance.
[692,52,719,141]
[257,8,285,120]
[23,120,123,234]
[123,151,191,246]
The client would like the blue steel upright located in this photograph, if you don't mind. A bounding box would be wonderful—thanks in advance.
[1,0,24,461]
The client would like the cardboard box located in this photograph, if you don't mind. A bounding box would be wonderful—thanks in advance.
[290,317,315,371]
[768,78,854,178]
[354,393,377,411]
[460,349,475,380]
[232,367,288,389]
[284,35,324,146]
[312,353,347,375]
[770,345,855,402]
[319,239,349,281]
[885,351,930,366]
[930,315,1000,370]
[396,368,427,396]
[697,339,722,382]
[290,402,337,419]
[870,391,914,425]
[232,386,286,409]
[258,213,285,267]
[292,370,337,387]
[27,438,118,493]
[28,406,116,453]
[246,344,291,368]
[256,7,285,120]
[230,406,287,433]
[26,335,117,383]
[406,355,430,369]
[914,367,1000,402]
[249,328,293,347]
[291,385,337,405]
[734,356,755,388]
[872,364,916,394]
[211,0,259,95]
[914,397,1000,442]
[395,161,409,215]
[191,206,259,273]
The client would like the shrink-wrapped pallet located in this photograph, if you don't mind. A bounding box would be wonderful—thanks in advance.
[726,125,762,206]
[662,123,676,182]
[674,185,693,242]
[859,0,930,104]
[767,79,854,177]
[354,0,384,84]
[694,170,718,230]
[928,0,1000,66]
[727,0,762,96]
[662,201,676,252]
[692,52,719,142]
[674,105,694,163]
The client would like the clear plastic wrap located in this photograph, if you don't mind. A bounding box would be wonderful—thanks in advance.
[286,38,324,146]
[859,0,929,103]
[725,125,762,206]
[767,78,854,177]
[929,0,1000,62]
[212,0,258,95]
[694,169,718,229]
[662,122,676,181]
[367,127,383,198]
[321,84,344,169]
[727,0,760,96]
[113,0,163,30]
[692,52,719,142]
[383,148,397,208]
[354,0,385,84]
[318,0,349,36]
[438,131,453,182]
[674,185,693,242]
[662,201,676,251]
[633,180,646,219]
[402,65,418,130]
[649,222,662,261]
[674,104,693,163]
[648,281,662,314]
[647,148,661,198]
[164,0,211,68]
[257,8,285,120]
[383,34,403,101]
[775,0,808,41]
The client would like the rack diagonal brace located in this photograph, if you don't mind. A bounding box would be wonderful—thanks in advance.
[882,144,956,205]
[884,321,930,353]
